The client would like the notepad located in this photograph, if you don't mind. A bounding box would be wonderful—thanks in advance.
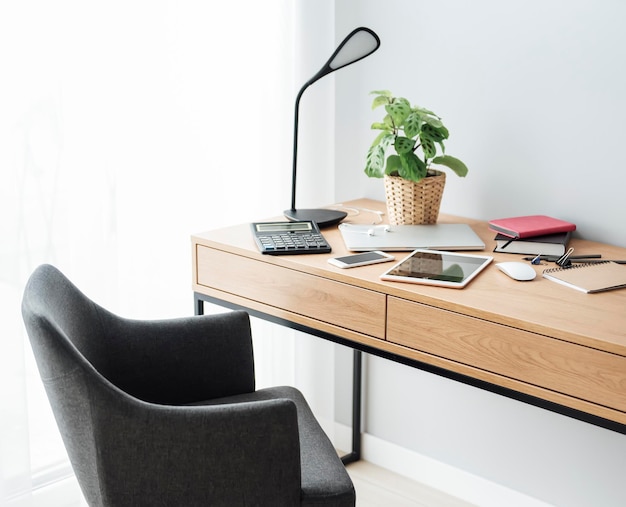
[542,261,626,293]
[489,215,576,239]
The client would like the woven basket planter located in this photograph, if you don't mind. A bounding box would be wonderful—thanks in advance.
[384,171,446,225]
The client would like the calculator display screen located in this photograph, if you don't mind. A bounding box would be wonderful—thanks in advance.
[255,222,313,233]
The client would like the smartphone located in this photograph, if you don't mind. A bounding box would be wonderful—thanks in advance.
[328,251,395,269]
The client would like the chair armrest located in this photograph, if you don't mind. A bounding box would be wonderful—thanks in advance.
[99,310,255,404]
[91,397,302,506]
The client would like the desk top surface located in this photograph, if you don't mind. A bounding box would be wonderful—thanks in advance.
[193,199,626,356]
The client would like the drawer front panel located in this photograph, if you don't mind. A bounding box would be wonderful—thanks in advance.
[387,297,626,412]
[197,246,386,339]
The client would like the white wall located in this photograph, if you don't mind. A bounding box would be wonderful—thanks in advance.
[330,1,626,506]
[335,0,626,246]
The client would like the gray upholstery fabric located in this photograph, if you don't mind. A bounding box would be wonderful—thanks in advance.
[22,264,355,507]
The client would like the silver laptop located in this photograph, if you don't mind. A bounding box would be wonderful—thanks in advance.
[338,223,485,251]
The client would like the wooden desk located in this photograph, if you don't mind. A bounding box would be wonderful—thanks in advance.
[192,199,626,449]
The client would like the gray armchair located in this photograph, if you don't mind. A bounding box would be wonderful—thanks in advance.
[21,264,355,506]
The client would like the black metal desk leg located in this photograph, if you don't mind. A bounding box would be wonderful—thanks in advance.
[194,294,204,316]
[342,349,362,465]
[194,293,363,464]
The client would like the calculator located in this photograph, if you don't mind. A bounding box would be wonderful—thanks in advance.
[251,221,331,255]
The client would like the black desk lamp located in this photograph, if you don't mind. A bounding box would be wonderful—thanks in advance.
[284,27,381,228]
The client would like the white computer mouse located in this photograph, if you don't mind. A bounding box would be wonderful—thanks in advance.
[495,262,537,281]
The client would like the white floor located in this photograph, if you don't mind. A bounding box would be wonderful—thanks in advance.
[347,460,476,507]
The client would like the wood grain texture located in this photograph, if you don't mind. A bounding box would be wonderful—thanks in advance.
[387,297,626,412]
[191,199,626,425]
[196,246,386,339]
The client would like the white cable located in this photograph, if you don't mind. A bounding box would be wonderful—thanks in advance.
[333,204,384,224]
[339,224,391,236]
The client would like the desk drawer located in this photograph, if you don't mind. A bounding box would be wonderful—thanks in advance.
[387,297,626,412]
[196,246,386,339]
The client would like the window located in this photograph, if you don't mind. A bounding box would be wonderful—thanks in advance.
[2,2,302,503]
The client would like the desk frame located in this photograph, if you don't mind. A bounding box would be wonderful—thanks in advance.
[192,200,626,461]
[194,292,626,466]
[194,293,364,464]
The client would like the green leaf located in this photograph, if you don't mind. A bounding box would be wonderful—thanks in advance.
[395,97,411,108]
[382,114,394,129]
[403,112,422,139]
[386,101,411,126]
[398,152,427,181]
[365,133,395,177]
[377,132,394,149]
[421,123,448,142]
[371,122,391,131]
[368,130,388,148]
[370,89,392,97]
[365,144,386,177]
[423,115,443,129]
[431,155,469,177]
[370,90,392,109]
[420,136,437,159]
[384,154,402,176]
[394,136,414,154]
[371,95,390,110]
[414,105,438,117]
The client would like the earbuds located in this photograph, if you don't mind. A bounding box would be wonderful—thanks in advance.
[341,224,390,236]
[367,225,390,235]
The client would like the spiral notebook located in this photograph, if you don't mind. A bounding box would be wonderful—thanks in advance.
[542,261,626,293]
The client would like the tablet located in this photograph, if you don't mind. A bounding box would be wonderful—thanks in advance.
[380,249,493,288]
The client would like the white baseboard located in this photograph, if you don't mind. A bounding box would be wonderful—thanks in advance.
[334,423,554,507]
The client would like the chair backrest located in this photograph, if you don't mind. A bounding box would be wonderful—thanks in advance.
[21,265,278,506]
[22,264,112,380]
[22,264,257,401]
[22,265,120,505]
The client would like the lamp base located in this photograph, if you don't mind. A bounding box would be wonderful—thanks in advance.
[283,208,347,228]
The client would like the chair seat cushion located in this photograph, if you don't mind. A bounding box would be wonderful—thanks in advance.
[196,386,355,506]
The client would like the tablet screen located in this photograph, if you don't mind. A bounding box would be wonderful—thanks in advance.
[380,249,493,288]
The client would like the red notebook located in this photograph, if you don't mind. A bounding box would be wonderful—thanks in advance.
[488,215,576,239]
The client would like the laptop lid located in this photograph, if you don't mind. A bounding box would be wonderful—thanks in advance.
[338,223,485,251]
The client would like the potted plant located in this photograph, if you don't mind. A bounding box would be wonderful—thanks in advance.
[364,90,469,224]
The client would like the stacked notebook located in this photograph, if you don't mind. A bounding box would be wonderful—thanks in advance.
[489,215,576,256]
[543,261,626,293]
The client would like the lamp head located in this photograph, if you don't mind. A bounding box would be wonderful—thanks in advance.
[309,27,381,85]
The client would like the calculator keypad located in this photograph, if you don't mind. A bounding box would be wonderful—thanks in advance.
[251,221,332,255]
[258,233,330,254]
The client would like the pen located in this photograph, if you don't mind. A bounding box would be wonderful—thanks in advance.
[571,259,626,265]
[522,254,602,262]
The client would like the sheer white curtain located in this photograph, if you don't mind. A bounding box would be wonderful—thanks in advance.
[0,1,316,504]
